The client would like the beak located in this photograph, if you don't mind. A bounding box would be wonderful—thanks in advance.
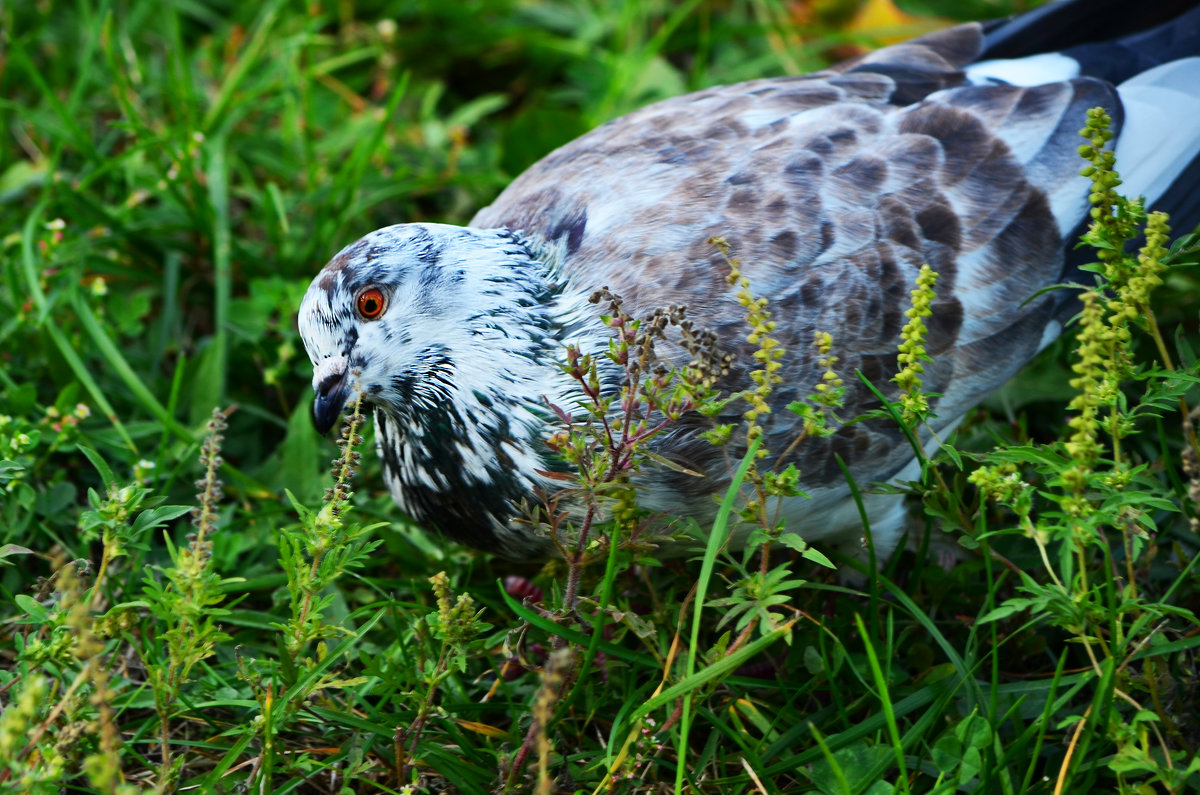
[312,355,350,435]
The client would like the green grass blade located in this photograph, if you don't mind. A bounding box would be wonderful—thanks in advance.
[854,612,910,790]
[70,292,189,445]
[200,1,284,133]
[677,438,759,792]
[634,616,792,722]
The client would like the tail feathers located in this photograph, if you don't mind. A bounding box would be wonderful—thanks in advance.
[1115,58,1200,231]
[970,4,1200,236]
[1149,153,1200,237]
[1062,4,1200,85]
[1056,56,1200,314]
[980,0,1200,62]
[970,5,1200,89]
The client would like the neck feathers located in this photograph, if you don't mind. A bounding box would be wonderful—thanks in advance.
[373,228,606,553]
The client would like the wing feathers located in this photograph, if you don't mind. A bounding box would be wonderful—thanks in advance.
[1115,58,1200,206]
[469,18,1197,494]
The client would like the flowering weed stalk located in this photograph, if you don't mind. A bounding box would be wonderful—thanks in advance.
[543,286,729,606]
[279,389,383,657]
[141,408,239,785]
[892,264,938,426]
[965,108,1200,793]
[398,571,491,781]
[708,238,835,634]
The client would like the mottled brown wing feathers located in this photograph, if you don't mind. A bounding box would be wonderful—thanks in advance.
[836,19,984,77]
[470,22,1100,484]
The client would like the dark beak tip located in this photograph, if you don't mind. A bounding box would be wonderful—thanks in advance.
[312,375,350,436]
[312,402,338,435]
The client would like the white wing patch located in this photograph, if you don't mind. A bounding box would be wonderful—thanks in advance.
[1115,58,1200,206]
[965,52,1081,86]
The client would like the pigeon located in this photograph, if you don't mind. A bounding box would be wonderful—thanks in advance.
[298,0,1200,564]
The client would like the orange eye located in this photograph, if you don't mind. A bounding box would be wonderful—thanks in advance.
[356,288,386,320]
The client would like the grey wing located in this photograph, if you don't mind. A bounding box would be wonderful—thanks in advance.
[472,22,1115,486]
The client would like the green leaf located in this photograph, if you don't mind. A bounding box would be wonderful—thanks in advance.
[0,544,35,564]
[977,599,1033,624]
[957,711,992,749]
[932,733,964,773]
[15,593,49,622]
[130,504,193,537]
[810,741,894,795]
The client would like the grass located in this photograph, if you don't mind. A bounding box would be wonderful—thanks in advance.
[2,0,1200,793]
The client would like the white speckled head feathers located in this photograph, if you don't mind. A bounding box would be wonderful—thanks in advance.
[299,223,600,554]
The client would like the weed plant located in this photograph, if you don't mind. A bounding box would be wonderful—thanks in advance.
[2,1,1199,793]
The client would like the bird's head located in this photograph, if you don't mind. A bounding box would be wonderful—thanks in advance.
[297,222,577,433]
[296,223,597,550]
